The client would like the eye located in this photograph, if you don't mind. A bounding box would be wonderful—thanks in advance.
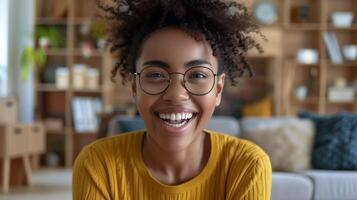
[189,72,207,79]
[146,72,165,79]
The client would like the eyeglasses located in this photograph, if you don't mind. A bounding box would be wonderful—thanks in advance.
[134,66,217,96]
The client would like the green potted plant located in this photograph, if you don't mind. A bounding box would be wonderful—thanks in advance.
[20,47,46,80]
[90,21,106,49]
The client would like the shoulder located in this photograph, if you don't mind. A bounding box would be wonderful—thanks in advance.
[73,130,144,168]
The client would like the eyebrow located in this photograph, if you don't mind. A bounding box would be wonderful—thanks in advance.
[141,59,212,68]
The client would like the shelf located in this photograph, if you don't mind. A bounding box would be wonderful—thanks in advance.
[73,18,103,25]
[37,84,67,92]
[36,18,67,25]
[73,132,97,136]
[47,131,66,135]
[44,49,104,57]
[293,62,321,67]
[45,49,68,56]
[326,101,357,106]
[327,62,357,67]
[327,25,357,31]
[72,49,105,57]
[292,97,319,105]
[284,23,321,31]
[73,88,102,94]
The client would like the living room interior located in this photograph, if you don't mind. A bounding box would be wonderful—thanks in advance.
[0,0,356,199]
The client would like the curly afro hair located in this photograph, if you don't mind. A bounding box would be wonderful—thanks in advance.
[97,0,264,85]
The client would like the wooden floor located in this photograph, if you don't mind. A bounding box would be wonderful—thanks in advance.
[0,168,71,200]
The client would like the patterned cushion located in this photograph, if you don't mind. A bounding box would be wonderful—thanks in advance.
[299,112,357,170]
[240,118,314,172]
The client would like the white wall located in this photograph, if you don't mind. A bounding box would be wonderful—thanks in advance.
[0,0,9,97]
[7,0,35,122]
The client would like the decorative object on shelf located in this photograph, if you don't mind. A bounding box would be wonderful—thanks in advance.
[35,26,66,49]
[342,44,357,61]
[296,49,319,64]
[331,12,354,28]
[46,152,61,167]
[90,21,107,50]
[334,77,347,88]
[80,41,94,58]
[328,78,355,102]
[72,97,102,133]
[253,0,278,25]
[291,5,311,23]
[44,118,64,134]
[55,67,69,89]
[323,32,343,64]
[42,64,62,83]
[295,85,308,100]
[73,64,87,89]
[87,68,100,90]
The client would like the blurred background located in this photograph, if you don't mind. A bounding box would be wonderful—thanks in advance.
[0,0,356,199]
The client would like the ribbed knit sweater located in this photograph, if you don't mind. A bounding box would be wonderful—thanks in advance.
[72,130,271,199]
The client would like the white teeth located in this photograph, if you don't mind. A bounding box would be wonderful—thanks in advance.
[158,112,194,121]
[187,113,192,119]
[159,113,165,119]
[176,113,182,121]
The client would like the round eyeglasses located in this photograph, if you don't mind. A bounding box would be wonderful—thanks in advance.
[134,66,217,96]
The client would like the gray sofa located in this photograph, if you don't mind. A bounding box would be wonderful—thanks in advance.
[108,115,357,200]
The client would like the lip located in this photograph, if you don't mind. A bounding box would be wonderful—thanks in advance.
[153,106,198,135]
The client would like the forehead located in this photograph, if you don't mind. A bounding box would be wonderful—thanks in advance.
[136,27,218,70]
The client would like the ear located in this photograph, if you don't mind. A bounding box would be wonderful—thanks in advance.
[215,73,225,106]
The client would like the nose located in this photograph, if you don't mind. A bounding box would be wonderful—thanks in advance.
[162,74,189,102]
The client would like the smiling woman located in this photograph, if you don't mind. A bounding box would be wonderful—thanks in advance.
[72,0,272,199]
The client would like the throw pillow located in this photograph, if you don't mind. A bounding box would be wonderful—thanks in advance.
[240,117,315,172]
[117,116,145,132]
[299,112,357,170]
[242,96,273,117]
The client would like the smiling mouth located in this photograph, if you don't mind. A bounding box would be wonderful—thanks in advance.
[154,112,197,128]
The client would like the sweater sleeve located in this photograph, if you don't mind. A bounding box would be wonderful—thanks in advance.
[226,154,272,200]
[72,145,112,200]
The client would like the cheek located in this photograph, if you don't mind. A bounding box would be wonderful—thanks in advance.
[135,92,158,120]
[194,94,217,116]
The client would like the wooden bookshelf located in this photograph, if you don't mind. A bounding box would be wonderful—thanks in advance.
[33,0,114,167]
[280,0,357,115]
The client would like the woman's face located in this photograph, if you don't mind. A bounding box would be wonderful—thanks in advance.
[132,27,225,152]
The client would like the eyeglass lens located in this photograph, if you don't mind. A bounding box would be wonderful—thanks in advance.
[138,66,216,95]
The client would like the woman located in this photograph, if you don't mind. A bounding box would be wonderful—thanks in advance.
[73,0,271,199]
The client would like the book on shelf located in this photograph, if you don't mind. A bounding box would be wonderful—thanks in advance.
[72,97,102,133]
[328,87,355,102]
[323,32,343,64]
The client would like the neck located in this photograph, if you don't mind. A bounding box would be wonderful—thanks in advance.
[142,132,210,185]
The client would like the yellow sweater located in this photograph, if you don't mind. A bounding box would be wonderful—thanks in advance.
[73,130,271,200]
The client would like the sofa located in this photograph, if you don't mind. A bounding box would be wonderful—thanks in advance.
[107,115,357,200]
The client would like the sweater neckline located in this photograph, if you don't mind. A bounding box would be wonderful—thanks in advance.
[133,130,218,193]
